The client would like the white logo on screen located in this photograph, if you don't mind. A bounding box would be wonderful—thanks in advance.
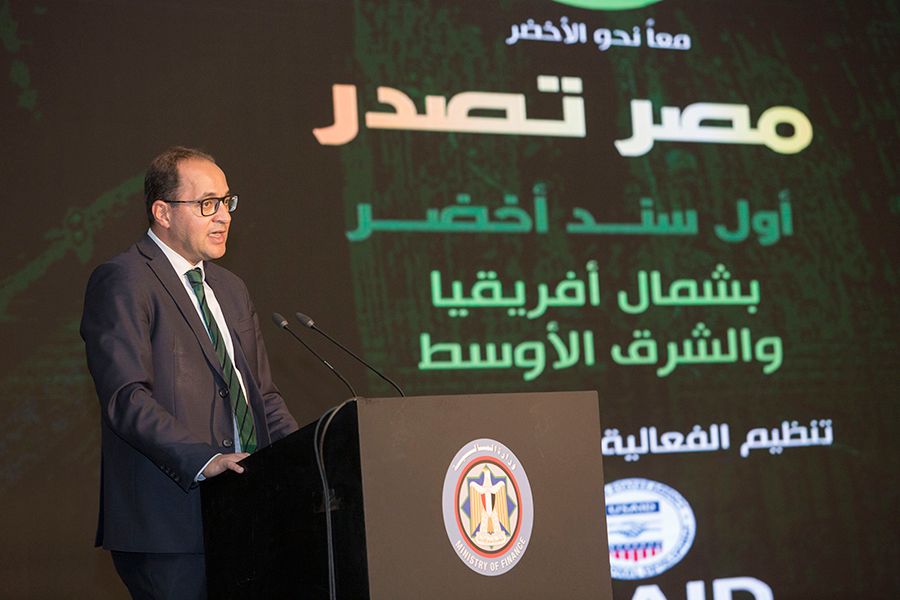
[605,477,696,580]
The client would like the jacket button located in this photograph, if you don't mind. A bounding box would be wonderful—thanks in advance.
[218,388,228,398]
[223,438,233,448]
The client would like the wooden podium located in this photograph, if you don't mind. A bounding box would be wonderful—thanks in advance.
[201,391,613,599]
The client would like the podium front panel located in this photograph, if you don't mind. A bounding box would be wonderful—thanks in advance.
[357,390,612,600]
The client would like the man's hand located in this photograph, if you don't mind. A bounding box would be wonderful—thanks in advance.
[202,453,250,478]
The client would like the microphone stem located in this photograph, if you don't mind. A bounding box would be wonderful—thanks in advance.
[311,324,405,397]
[284,326,358,398]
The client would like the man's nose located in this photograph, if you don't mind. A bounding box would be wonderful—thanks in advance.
[213,201,232,223]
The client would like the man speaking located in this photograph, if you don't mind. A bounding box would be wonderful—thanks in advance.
[81,147,299,599]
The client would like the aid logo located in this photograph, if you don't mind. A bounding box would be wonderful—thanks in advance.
[605,477,696,580]
[442,438,534,576]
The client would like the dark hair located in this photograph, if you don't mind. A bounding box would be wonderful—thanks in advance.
[143,146,215,224]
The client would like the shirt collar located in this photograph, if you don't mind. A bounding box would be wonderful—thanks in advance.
[147,228,205,280]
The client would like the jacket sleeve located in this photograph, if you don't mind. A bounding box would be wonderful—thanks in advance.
[243,289,299,442]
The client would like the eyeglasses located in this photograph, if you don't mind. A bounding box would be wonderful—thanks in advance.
[163,194,239,217]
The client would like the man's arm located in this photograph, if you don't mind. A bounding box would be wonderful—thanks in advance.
[223,271,299,442]
[249,302,300,441]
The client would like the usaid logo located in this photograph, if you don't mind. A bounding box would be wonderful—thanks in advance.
[605,478,696,580]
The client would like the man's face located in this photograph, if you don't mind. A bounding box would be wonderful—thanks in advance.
[156,158,232,264]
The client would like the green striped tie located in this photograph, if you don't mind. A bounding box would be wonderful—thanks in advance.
[186,267,257,453]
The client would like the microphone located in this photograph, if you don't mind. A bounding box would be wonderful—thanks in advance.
[294,311,405,397]
[270,312,358,399]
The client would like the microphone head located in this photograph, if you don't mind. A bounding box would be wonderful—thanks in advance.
[295,312,315,328]
[271,312,289,329]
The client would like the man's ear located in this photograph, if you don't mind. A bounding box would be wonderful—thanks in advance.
[151,199,171,228]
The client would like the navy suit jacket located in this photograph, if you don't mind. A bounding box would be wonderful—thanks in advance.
[80,234,298,553]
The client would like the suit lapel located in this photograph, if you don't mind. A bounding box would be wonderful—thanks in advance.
[137,235,225,381]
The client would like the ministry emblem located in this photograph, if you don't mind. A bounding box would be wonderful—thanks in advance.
[442,438,534,576]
